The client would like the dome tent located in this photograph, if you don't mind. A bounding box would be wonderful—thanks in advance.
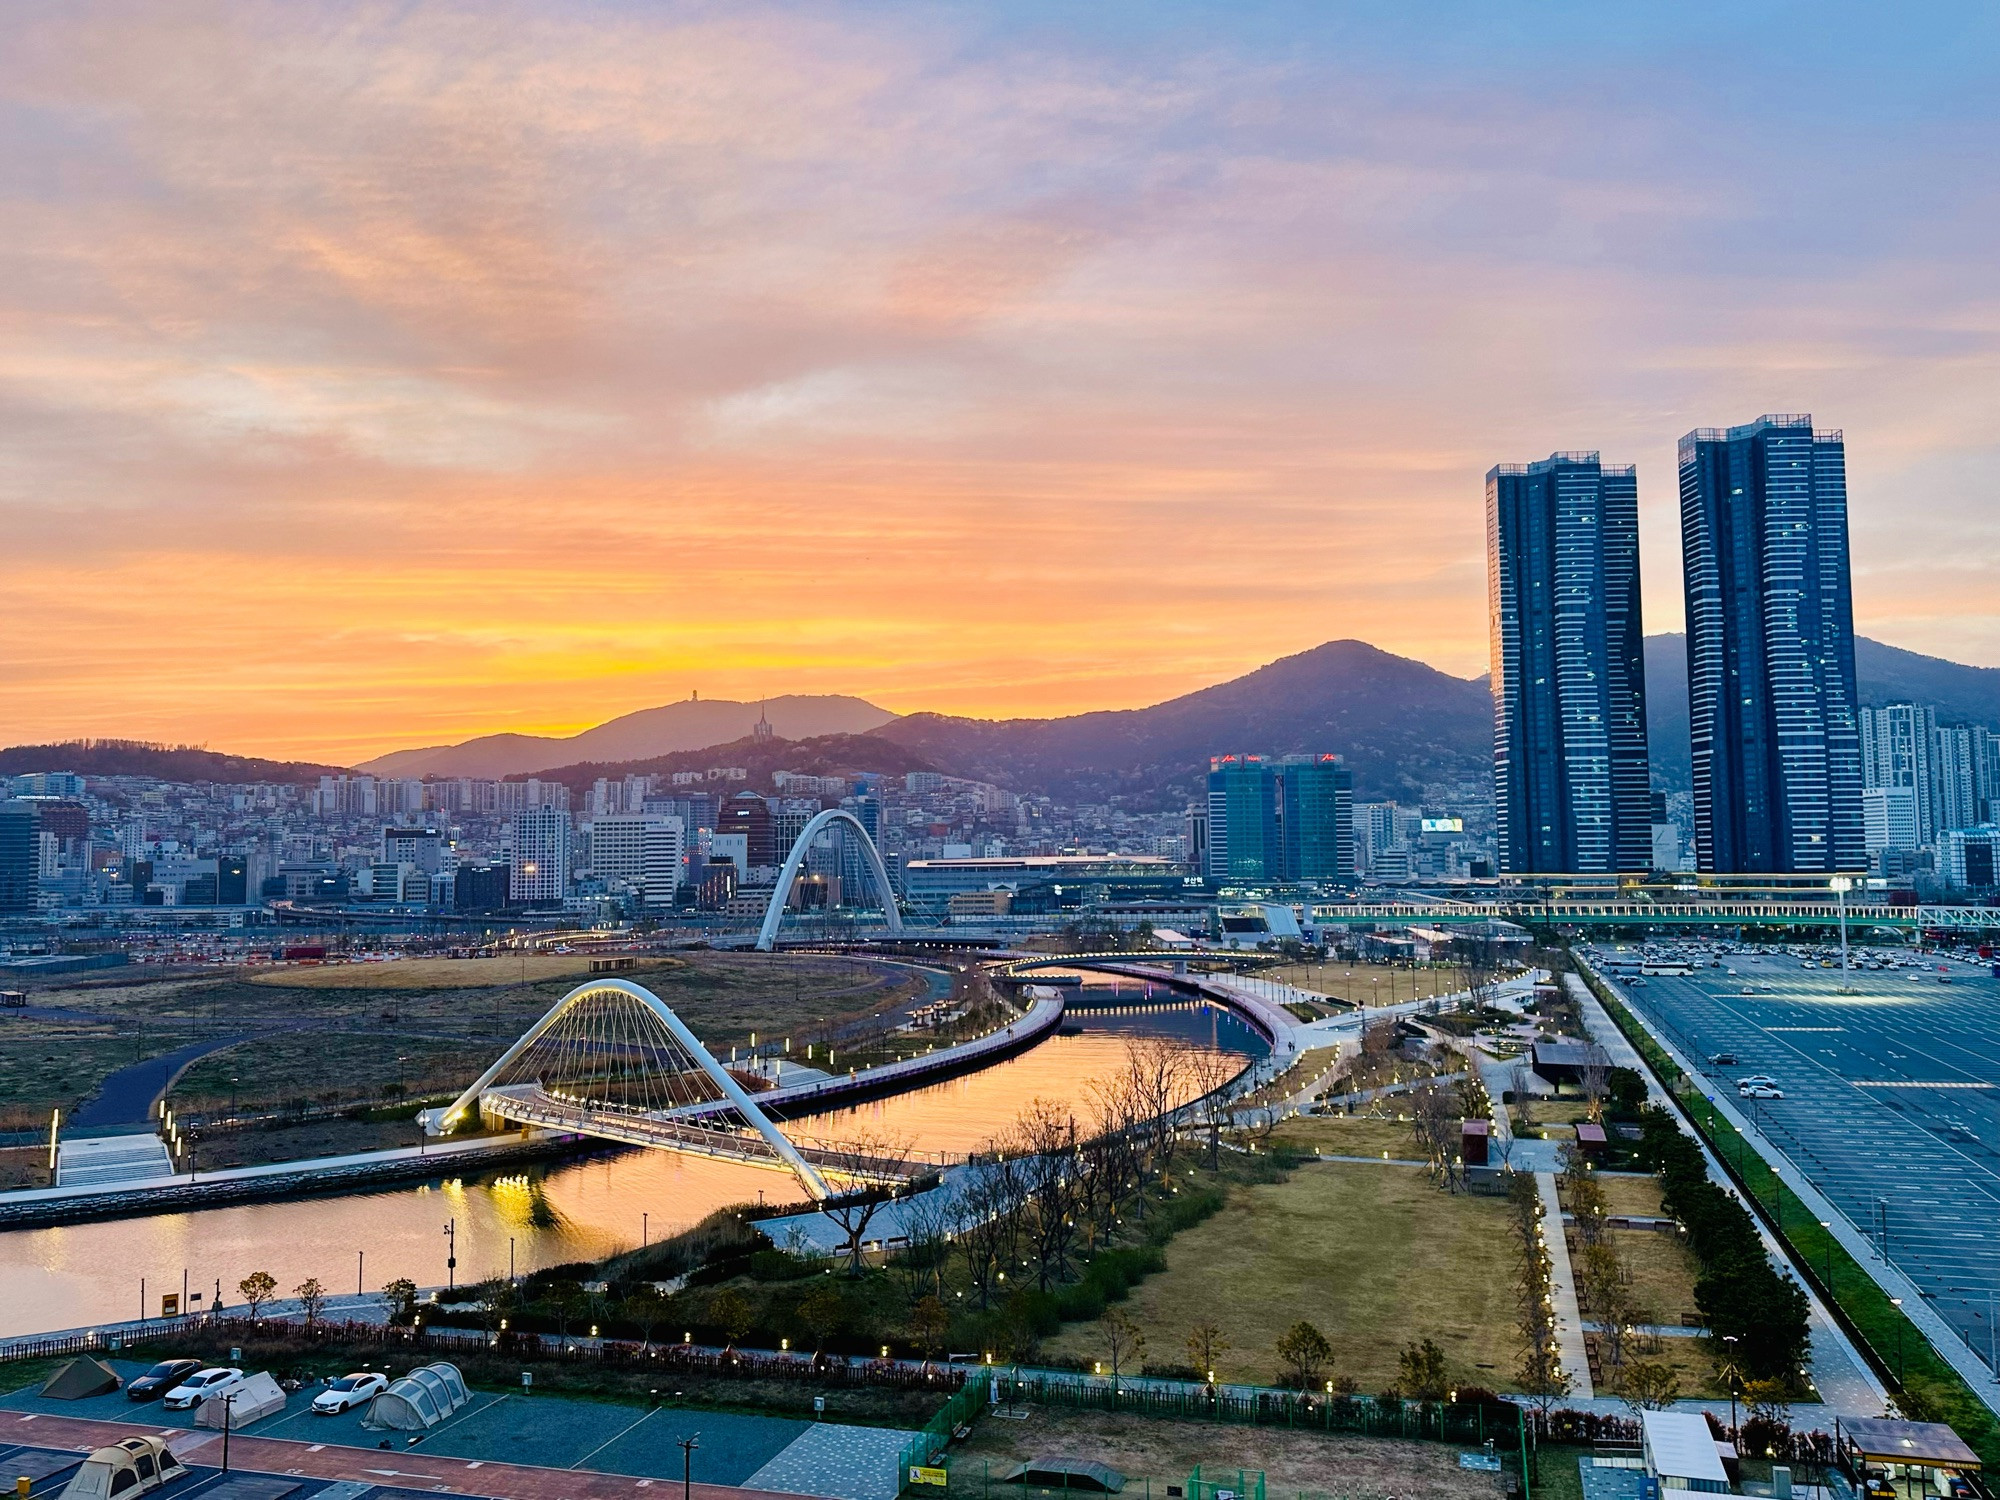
[363,1363,470,1430]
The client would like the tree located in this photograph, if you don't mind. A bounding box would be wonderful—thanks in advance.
[910,1295,950,1366]
[238,1270,278,1320]
[546,1282,588,1350]
[1621,1362,1681,1412]
[1013,1098,1082,1290]
[710,1287,754,1350]
[293,1277,328,1329]
[621,1285,667,1349]
[797,1280,844,1354]
[812,1128,917,1275]
[380,1277,419,1326]
[1396,1337,1450,1401]
[1099,1307,1146,1387]
[1275,1320,1333,1390]
[1186,1319,1230,1383]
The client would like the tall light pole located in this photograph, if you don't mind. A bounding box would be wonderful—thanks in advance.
[1830,876,1853,986]
[678,1432,701,1500]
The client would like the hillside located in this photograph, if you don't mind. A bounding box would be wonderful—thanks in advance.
[519,733,940,798]
[357,694,895,779]
[871,640,1493,806]
[1645,635,2000,792]
[0,740,340,786]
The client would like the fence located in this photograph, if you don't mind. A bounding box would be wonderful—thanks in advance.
[900,1368,993,1488]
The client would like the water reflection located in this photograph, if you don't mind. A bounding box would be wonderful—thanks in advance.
[0,1006,1261,1338]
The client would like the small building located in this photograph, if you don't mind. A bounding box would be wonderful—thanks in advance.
[1531,1039,1612,1091]
[1461,1118,1491,1166]
[1640,1409,1731,1493]
[1840,1417,1981,1494]
[1575,1121,1608,1160]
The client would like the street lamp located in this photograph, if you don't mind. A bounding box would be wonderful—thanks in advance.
[1721,1334,1741,1435]
[1890,1297,1905,1381]
[1830,877,1853,986]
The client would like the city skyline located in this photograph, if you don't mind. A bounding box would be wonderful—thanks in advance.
[3,4,2000,759]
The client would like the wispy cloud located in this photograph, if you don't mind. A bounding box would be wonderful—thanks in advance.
[1,0,1996,757]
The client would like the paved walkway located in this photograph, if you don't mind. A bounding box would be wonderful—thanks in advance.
[0,1409,803,1500]
[1536,1170,1595,1399]
[1569,971,1891,1419]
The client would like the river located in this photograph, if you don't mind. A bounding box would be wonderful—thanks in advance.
[0,998,1264,1338]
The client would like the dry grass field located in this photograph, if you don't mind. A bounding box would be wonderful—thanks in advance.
[1044,1161,1523,1391]
[952,1408,1510,1500]
[1262,961,1488,1008]
[247,954,684,989]
[1270,1113,1424,1160]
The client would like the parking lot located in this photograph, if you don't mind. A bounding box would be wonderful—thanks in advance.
[1590,940,2000,1369]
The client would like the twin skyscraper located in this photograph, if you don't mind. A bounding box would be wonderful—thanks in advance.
[1487,414,1864,878]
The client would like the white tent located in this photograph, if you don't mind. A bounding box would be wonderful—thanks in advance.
[363,1363,471,1430]
[195,1372,286,1429]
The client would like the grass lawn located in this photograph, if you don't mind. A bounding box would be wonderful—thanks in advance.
[1566,1173,1666,1219]
[0,1016,199,1126]
[248,954,687,990]
[1589,1329,1722,1400]
[1609,1227,1701,1327]
[1271,1114,1422,1160]
[951,1409,1510,1500]
[171,1031,493,1113]
[1043,1161,1523,1392]
[1262,963,1480,1008]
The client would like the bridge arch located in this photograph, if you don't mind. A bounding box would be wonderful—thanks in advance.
[431,977,833,1199]
[756,808,904,951]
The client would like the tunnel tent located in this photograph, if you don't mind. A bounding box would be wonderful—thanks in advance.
[1001,1458,1127,1493]
[40,1357,122,1399]
[363,1362,470,1430]
[195,1371,286,1428]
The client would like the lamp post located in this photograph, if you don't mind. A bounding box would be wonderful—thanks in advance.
[1820,1221,1833,1288]
[444,1219,458,1291]
[678,1432,700,1500]
[1831,877,1853,986]
[1890,1297,1905,1381]
[1721,1334,1741,1436]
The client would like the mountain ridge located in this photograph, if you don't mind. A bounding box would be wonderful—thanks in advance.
[356,694,896,779]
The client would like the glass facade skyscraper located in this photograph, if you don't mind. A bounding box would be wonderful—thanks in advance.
[1486,452,1652,874]
[1679,414,1864,873]
[1204,753,1352,883]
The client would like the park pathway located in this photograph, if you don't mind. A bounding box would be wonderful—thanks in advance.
[1536,1169,1595,1399]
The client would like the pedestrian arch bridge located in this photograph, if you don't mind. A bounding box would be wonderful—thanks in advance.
[424,978,920,1201]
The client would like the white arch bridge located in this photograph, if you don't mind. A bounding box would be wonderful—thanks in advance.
[755,807,904,952]
[424,978,923,1201]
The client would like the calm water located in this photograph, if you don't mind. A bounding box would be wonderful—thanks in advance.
[0,1003,1262,1338]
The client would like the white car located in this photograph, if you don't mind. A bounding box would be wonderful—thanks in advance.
[311,1371,388,1414]
[1740,1084,1785,1100]
[160,1367,245,1411]
[1735,1074,1779,1089]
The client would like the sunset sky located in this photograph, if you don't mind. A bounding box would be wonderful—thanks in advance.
[4,2,1997,763]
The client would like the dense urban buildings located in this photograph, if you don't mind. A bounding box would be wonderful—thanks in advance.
[1202,753,1354,884]
[1679,414,1864,874]
[1485,451,1651,875]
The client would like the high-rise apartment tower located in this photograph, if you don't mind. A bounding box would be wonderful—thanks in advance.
[1486,452,1652,874]
[1679,414,1863,873]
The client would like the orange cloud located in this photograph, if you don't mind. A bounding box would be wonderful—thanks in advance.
[1,2,1995,761]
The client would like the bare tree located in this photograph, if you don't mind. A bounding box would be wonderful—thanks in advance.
[1015,1098,1083,1290]
[1187,1048,1241,1170]
[1099,1307,1146,1387]
[811,1128,917,1275]
[1510,1063,1537,1129]
[959,1156,1025,1309]
[1580,1058,1611,1123]
[1187,1318,1230,1382]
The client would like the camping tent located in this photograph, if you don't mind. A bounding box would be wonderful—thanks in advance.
[194,1372,286,1429]
[363,1363,471,1431]
[1001,1458,1126,1493]
[39,1357,121,1399]
[57,1438,187,1500]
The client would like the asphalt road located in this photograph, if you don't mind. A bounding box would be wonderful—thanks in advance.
[1598,943,2000,1369]
[70,1034,249,1130]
